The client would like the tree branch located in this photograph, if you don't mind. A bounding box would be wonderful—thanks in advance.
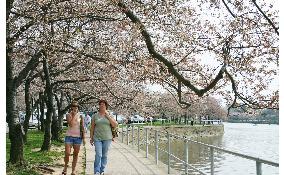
[173,46,197,67]
[177,80,191,108]
[9,21,35,45]
[58,87,100,103]
[221,0,236,18]
[100,80,136,101]
[162,79,191,109]
[14,50,43,88]
[49,13,119,23]
[251,0,279,35]
[117,2,226,97]
[52,78,103,87]
[50,60,78,77]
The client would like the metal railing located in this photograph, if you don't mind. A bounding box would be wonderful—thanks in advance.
[200,119,222,125]
[119,124,279,175]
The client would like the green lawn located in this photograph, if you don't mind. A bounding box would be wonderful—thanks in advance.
[118,121,205,129]
[6,130,65,175]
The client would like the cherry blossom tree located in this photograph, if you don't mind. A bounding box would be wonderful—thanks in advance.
[113,0,278,110]
[7,0,278,164]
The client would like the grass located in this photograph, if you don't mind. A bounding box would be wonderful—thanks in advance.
[6,130,65,175]
[117,121,196,131]
[120,121,197,127]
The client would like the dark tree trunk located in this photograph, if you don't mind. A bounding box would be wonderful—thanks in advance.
[207,116,211,125]
[51,108,59,141]
[7,0,41,163]
[9,124,24,164]
[7,52,24,164]
[41,57,53,151]
[54,91,65,140]
[7,90,24,164]
[30,98,41,131]
[36,100,40,130]
[39,92,45,132]
[23,77,32,143]
[58,112,64,131]
[187,115,190,125]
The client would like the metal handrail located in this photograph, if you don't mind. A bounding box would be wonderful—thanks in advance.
[119,124,278,175]
[201,119,222,122]
[167,132,279,167]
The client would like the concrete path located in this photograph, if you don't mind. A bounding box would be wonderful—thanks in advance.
[85,134,179,175]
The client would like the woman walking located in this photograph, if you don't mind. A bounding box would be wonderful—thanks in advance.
[90,99,118,175]
[62,101,85,175]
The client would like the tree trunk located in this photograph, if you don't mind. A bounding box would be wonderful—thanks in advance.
[39,92,45,132]
[9,124,24,164]
[58,112,64,131]
[51,120,59,140]
[30,98,41,131]
[175,116,178,124]
[36,101,40,130]
[187,115,190,125]
[23,78,32,143]
[54,91,65,141]
[41,57,53,151]
[51,108,60,141]
[7,2,41,163]
[7,91,24,164]
[7,55,24,164]
[41,111,52,151]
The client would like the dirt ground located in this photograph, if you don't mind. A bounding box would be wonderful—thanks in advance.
[37,145,85,175]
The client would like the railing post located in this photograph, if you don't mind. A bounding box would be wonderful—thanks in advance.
[256,161,262,175]
[132,125,134,147]
[155,130,159,165]
[210,147,214,175]
[138,126,140,152]
[126,124,129,145]
[146,128,149,158]
[184,138,189,175]
[167,132,171,174]
[121,124,124,143]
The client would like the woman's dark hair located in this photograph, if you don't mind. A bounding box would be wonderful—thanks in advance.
[70,101,79,109]
[99,99,108,110]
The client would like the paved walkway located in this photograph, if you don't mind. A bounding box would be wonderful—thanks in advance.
[85,134,179,175]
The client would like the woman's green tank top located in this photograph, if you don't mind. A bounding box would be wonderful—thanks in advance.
[93,113,112,140]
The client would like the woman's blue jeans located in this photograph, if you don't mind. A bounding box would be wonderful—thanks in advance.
[94,139,112,174]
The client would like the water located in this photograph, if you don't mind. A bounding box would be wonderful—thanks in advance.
[145,122,279,175]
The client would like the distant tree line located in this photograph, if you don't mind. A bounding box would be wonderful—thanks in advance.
[228,109,279,124]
